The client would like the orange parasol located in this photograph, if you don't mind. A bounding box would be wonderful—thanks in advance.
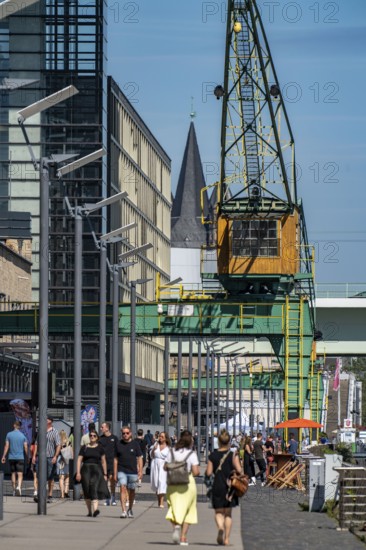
[275,418,323,429]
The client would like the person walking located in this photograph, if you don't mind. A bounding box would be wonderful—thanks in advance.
[242,435,256,486]
[32,416,60,503]
[99,422,118,506]
[253,432,267,486]
[114,426,143,519]
[144,429,154,475]
[150,431,171,508]
[1,420,28,496]
[135,428,147,486]
[205,429,243,546]
[75,429,110,517]
[264,433,275,478]
[30,434,38,501]
[286,432,299,456]
[165,430,200,546]
[81,422,95,446]
[57,430,72,498]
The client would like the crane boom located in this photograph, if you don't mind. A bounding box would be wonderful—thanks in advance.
[211,0,314,304]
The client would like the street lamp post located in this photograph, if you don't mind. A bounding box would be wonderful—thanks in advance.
[108,260,135,436]
[156,276,182,436]
[188,337,193,432]
[129,277,152,437]
[205,348,210,462]
[130,280,137,436]
[197,341,202,462]
[233,361,237,434]
[217,354,221,434]
[94,217,135,425]
[225,357,230,431]
[164,337,169,434]
[64,154,128,502]
[99,239,107,424]
[238,367,243,434]
[250,373,254,435]
[112,264,120,435]
[177,338,182,436]
[211,348,215,453]
[17,85,79,516]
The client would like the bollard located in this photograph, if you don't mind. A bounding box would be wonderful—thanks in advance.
[0,470,3,520]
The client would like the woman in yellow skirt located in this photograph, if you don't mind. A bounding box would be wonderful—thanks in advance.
[165,430,200,545]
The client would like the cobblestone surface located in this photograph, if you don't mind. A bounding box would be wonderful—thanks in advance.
[241,485,365,549]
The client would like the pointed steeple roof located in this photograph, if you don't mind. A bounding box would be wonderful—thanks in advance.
[171,122,208,248]
[171,122,209,248]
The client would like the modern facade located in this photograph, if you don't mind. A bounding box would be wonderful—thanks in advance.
[107,77,171,423]
[1,2,171,424]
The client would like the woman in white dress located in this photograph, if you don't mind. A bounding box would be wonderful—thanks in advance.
[150,431,171,508]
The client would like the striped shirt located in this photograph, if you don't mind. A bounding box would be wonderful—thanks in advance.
[46,428,60,458]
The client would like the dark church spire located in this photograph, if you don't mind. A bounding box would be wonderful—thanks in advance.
[171,122,209,248]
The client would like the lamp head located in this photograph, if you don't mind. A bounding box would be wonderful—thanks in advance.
[270,84,281,99]
[214,85,225,100]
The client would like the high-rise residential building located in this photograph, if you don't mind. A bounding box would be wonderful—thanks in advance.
[0,2,171,423]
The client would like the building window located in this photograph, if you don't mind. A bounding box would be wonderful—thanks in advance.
[232,219,278,257]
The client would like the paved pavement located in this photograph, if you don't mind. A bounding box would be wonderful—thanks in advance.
[241,485,366,549]
[0,477,242,549]
[2,479,366,549]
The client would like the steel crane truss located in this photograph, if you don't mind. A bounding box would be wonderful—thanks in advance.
[220,1,296,212]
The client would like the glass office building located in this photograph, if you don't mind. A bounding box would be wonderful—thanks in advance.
[0,1,171,422]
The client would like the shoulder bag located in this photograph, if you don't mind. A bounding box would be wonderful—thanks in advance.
[164,449,193,485]
[229,472,249,498]
[61,444,73,464]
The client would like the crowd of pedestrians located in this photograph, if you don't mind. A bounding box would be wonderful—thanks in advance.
[1,419,298,546]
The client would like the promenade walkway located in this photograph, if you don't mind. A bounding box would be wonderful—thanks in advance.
[0,477,241,550]
[1,479,366,549]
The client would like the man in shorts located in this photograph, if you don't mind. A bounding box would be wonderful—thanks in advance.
[1,421,28,496]
[114,426,143,519]
[32,416,61,503]
[99,421,118,506]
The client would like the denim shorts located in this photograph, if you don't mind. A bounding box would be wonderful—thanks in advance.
[36,457,56,480]
[117,471,138,489]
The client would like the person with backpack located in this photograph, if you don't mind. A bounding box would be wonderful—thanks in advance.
[164,430,199,546]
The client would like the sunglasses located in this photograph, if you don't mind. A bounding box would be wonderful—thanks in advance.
[122,431,130,435]
[90,434,98,438]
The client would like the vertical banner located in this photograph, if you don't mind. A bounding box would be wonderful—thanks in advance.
[333,357,342,391]
[9,399,32,446]
[81,404,99,434]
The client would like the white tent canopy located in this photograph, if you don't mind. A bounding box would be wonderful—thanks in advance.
[217,412,250,435]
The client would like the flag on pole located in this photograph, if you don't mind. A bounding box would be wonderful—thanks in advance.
[333,357,342,391]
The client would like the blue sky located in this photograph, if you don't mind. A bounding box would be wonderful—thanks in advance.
[107,0,366,284]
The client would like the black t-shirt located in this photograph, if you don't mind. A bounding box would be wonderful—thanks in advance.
[253,439,265,460]
[99,434,118,466]
[135,437,147,456]
[79,444,105,465]
[265,440,274,457]
[116,439,143,474]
